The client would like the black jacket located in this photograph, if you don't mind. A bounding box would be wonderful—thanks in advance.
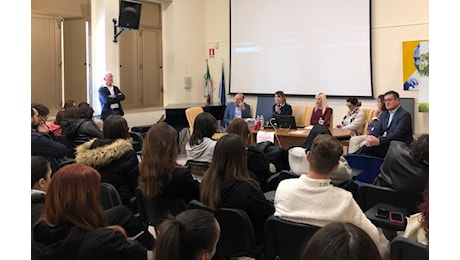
[220,179,275,244]
[75,138,139,210]
[155,167,200,203]
[31,129,68,173]
[374,140,428,203]
[32,222,146,260]
[61,119,103,151]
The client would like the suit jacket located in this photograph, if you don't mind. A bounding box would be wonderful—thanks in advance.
[98,86,125,120]
[370,106,413,147]
[356,106,413,158]
[221,102,252,127]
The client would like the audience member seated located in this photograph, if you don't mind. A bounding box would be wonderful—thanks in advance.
[374,134,429,204]
[221,93,252,129]
[403,184,429,247]
[336,97,366,136]
[139,122,200,203]
[31,155,51,226]
[63,99,77,110]
[310,92,333,127]
[186,112,218,164]
[31,107,68,174]
[227,118,273,192]
[300,222,382,260]
[75,115,139,211]
[32,103,51,132]
[154,209,220,260]
[32,164,150,259]
[353,90,413,158]
[200,134,275,244]
[274,134,380,245]
[289,124,352,187]
[348,94,387,153]
[272,90,293,117]
[49,110,65,136]
[61,105,104,156]
[79,101,103,130]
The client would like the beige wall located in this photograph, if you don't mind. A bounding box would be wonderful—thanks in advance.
[32,0,429,134]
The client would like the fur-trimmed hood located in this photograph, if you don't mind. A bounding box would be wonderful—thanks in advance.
[75,138,134,168]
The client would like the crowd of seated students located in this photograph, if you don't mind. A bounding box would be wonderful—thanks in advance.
[31,164,155,259]
[75,115,139,211]
[31,88,429,258]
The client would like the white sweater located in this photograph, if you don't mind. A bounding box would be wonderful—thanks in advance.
[274,174,380,245]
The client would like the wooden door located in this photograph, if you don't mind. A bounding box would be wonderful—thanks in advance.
[31,15,62,112]
[63,18,88,104]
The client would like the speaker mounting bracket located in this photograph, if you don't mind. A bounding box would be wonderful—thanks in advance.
[112,18,128,43]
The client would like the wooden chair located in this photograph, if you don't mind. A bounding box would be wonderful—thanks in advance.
[185,107,204,135]
[303,105,314,126]
[291,104,308,127]
[361,108,373,135]
[264,215,320,260]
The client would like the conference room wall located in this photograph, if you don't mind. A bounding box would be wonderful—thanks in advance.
[159,0,428,134]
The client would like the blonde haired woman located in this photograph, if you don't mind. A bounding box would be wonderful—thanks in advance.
[310,92,333,127]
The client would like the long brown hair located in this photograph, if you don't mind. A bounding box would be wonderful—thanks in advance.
[200,134,258,210]
[227,118,253,146]
[38,164,107,231]
[139,122,181,197]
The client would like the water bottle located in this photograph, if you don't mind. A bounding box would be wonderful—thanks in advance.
[260,115,264,130]
[319,117,324,125]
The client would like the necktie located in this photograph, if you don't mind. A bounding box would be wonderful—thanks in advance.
[387,112,394,127]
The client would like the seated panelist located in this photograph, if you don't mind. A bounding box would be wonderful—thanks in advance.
[272,90,292,117]
[221,93,252,128]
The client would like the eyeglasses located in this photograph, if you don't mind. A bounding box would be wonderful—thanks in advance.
[384,98,396,102]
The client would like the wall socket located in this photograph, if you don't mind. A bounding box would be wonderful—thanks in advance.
[184,76,192,89]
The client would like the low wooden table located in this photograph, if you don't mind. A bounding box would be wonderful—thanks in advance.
[250,127,352,149]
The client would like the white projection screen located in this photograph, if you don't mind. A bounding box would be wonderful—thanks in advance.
[229,0,373,97]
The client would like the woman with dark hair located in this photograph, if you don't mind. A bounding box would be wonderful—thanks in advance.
[155,209,220,260]
[300,222,382,260]
[227,118,273,192]
[138,122,199,203]
[32,164,147,260]
[75,115,139,211]
[272,90,293,117]
[200,134,274,244]
[31,156,52,225]
[336,97,366,136]
[185,112,218,163]
[348,94,388,153]
[61,105,103,151]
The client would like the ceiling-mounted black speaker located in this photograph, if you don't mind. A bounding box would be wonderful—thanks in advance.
[118,0,142,30]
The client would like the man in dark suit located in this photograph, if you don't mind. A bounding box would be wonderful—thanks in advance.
[353,90,413,158]
[98,71,126,120]
[221,93,252,128]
